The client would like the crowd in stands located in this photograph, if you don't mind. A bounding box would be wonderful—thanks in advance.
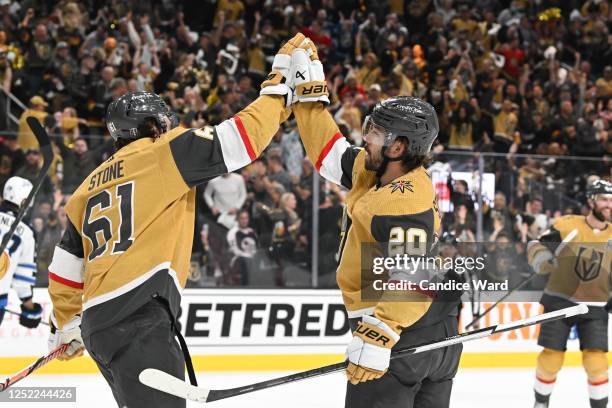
[0,0,610,288]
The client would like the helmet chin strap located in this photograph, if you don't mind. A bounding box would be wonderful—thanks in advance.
[375,146,404,186]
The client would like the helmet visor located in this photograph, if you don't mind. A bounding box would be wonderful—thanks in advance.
[362,115,395,146]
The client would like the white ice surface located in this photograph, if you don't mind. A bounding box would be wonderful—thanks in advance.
[1,367,595,407]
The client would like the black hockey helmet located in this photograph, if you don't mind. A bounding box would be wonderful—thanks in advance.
[363,96,439,155]
[586,179,612,201]
[106,92,178,140]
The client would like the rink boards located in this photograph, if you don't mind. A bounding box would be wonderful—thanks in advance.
[1,288,610,374]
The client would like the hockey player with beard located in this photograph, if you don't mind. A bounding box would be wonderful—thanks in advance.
[288,40,462,408]
[45,34,308,408]
[0,176,42,330]
[528,179,612,408]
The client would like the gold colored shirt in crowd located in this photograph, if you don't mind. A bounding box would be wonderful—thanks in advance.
[493,110,518,143]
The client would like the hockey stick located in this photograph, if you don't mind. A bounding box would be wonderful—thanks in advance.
[464,274,537,330]
[139,304,588,404]
[1,308,49,326]
[465,228,579,330]
[0,117,53,255]
[0,341,75,392]
[465,264,482,329]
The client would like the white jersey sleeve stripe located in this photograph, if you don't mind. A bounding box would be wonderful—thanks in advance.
[49,246,84,284]
[215,118,254,173]
[316,133,351,186]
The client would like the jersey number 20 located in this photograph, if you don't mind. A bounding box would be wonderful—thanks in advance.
[388,227,427,257]
[83,182,134,261]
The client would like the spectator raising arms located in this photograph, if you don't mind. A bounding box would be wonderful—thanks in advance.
[0,1,607,295]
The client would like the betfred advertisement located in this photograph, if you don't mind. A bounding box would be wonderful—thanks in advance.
[177,289,352,354]
[1,289,609,363]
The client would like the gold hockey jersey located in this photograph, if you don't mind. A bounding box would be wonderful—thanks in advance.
[293,103,439,335]
[538,215,611,305]
[49,96,289,334]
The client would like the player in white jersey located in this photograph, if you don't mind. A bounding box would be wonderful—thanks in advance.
[0,176,42,329]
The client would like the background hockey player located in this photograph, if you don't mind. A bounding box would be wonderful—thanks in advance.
[288,40,462,408]
[528,179,612,408]
[0,176,42,330]
[45,34,307,408]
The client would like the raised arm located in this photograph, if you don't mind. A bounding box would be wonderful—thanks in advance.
[289,40,364,189]
[293,103,361,188]
[154,34,308,191]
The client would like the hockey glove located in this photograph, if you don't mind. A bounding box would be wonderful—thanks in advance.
[260,32,307,106]
[48,314,85,361]
[290,38,330,105]
[527,241,556,276]
[19,302,42,329]
[346,315,399,385]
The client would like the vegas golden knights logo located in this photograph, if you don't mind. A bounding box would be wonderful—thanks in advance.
[573,247,603,282]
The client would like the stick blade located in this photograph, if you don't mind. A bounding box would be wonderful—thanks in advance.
[565,303,589,317]
[139,369,209,403]
[25,117,53,163]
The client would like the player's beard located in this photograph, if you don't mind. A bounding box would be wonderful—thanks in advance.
[364,145,384,172]
[592,207,610,223]
[591,200,611,222]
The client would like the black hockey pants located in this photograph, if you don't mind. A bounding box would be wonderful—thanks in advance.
[83,299,186,408]
[345,315,462,408]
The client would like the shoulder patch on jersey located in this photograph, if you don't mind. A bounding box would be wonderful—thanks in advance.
[193,126,214,141]
[389,180,414,194]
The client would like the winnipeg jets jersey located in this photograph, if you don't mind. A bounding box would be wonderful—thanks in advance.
[0,209,36,301]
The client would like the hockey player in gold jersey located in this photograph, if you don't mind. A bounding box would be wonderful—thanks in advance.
[45,34,308,408]
[528,179,612,408]
[288,40,462,408]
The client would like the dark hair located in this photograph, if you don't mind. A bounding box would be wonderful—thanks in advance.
[401,154,432,173]
[397,137,432,172]
[113,117,161,151]
[496,231,510,240]
[457,180,468,189]
[451,101,473,124]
